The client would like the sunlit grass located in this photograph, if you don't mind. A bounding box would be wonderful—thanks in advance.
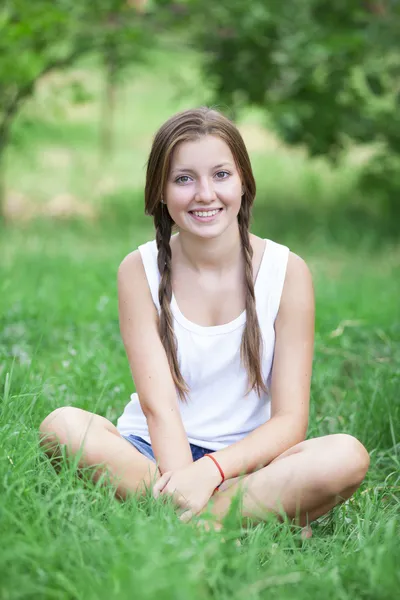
[0,220,399,599]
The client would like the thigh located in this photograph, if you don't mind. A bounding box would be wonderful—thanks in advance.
[270,433,369,468]
[207,434,368,524]
[214,438,313,493]
[39,406,160,497]
[39,406,122,453]
[218,433,368,493]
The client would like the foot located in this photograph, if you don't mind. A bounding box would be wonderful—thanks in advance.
[196,519,223,533]
[300,525,313,540]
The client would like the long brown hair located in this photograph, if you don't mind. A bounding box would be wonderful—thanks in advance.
[144,107,267,401]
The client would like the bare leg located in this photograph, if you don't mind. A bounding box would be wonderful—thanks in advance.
[203,434,370,528]
[39,407,159,499]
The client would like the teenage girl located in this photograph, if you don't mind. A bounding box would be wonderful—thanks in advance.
[39,107,370,532]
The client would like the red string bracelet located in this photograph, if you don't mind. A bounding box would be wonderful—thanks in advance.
[204,454,225,487]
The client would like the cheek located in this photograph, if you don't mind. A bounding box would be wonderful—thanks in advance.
[166,185,191,211]
[222,181,242,203]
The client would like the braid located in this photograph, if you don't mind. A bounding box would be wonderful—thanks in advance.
[154,205,189,401]
[238,204,268,397]
[143,106,265,401]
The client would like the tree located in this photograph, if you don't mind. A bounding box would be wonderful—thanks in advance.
[0,0,150,216]
[163,0,400,221]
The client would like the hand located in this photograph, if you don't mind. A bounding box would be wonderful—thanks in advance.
[153,457,222,522]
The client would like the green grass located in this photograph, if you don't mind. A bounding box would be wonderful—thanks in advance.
[0,220,399,599]
[1,41,399,600]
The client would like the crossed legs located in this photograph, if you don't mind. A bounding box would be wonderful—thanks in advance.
[205,434,370,528]
[39,408,370,528]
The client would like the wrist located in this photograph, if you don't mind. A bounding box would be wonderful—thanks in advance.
[201,454,225,486]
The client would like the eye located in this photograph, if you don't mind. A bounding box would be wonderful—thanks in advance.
[175,175,192,184]
[215,171,230,179]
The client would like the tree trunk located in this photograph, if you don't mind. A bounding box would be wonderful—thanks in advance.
[100,47,117,158]
[0,45,92,223]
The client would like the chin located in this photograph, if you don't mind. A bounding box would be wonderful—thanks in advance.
[182,222,235,241]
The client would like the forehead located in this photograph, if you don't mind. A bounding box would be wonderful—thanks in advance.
[170,135,234,169]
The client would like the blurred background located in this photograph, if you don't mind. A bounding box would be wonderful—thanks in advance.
[1,0,399,246]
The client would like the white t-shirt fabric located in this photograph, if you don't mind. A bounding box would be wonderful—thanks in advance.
[116,236,290,451]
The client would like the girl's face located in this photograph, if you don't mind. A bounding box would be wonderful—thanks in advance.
[164,135,243,238]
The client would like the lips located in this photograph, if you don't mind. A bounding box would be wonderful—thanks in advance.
[189,208,223,213]
[189,208,223,222]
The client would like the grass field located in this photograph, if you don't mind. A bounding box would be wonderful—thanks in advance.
[1,46,399,599]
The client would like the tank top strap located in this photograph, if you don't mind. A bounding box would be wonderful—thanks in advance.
[138,239,161,311]
[255,239,290,323]
[138,236,289,321]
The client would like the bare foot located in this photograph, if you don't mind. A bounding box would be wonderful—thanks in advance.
[196,519,242,546]
[301,525,313,540]
[196,519,223,533]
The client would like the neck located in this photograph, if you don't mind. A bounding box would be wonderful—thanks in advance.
[175,222,243,273]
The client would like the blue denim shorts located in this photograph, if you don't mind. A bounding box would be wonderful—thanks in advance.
[122,434,214,463]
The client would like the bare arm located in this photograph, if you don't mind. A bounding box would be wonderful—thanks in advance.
[118,250,193,473]
[204,252,315,481]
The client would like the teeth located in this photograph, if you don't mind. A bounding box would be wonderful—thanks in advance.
[192,209,220,217]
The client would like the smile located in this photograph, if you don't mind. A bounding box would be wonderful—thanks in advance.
[189,208,223,222]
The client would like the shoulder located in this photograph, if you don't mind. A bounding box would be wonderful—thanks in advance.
[285,251,313,289]
[278,251,315,319]
[118,237,158,279]
[117,249,160,329]
[117,249,149,299]
[118,249,143,279]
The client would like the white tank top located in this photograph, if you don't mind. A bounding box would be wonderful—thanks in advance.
[117,236,290,451]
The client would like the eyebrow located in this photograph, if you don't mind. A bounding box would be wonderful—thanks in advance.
[171,162,234,175]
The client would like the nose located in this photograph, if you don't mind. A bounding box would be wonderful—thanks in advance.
[195,177,216,203]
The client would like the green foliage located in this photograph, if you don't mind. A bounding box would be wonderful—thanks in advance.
[0,0,150,154]
[179,1,399,152]
[165,0,400,218]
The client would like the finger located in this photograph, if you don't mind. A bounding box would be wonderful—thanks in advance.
[196,519,223,533]
[153,472,172,498]
[179,509,194,523]
[161,487,189,511]
[196,519,211,532]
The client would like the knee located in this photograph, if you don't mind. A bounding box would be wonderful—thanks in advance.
[328,434,370,494]
[39,406,116,449]
[40,406,72,432]
[39,406,76,446]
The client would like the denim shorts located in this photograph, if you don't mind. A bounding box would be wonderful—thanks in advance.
[122,434,215,463]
